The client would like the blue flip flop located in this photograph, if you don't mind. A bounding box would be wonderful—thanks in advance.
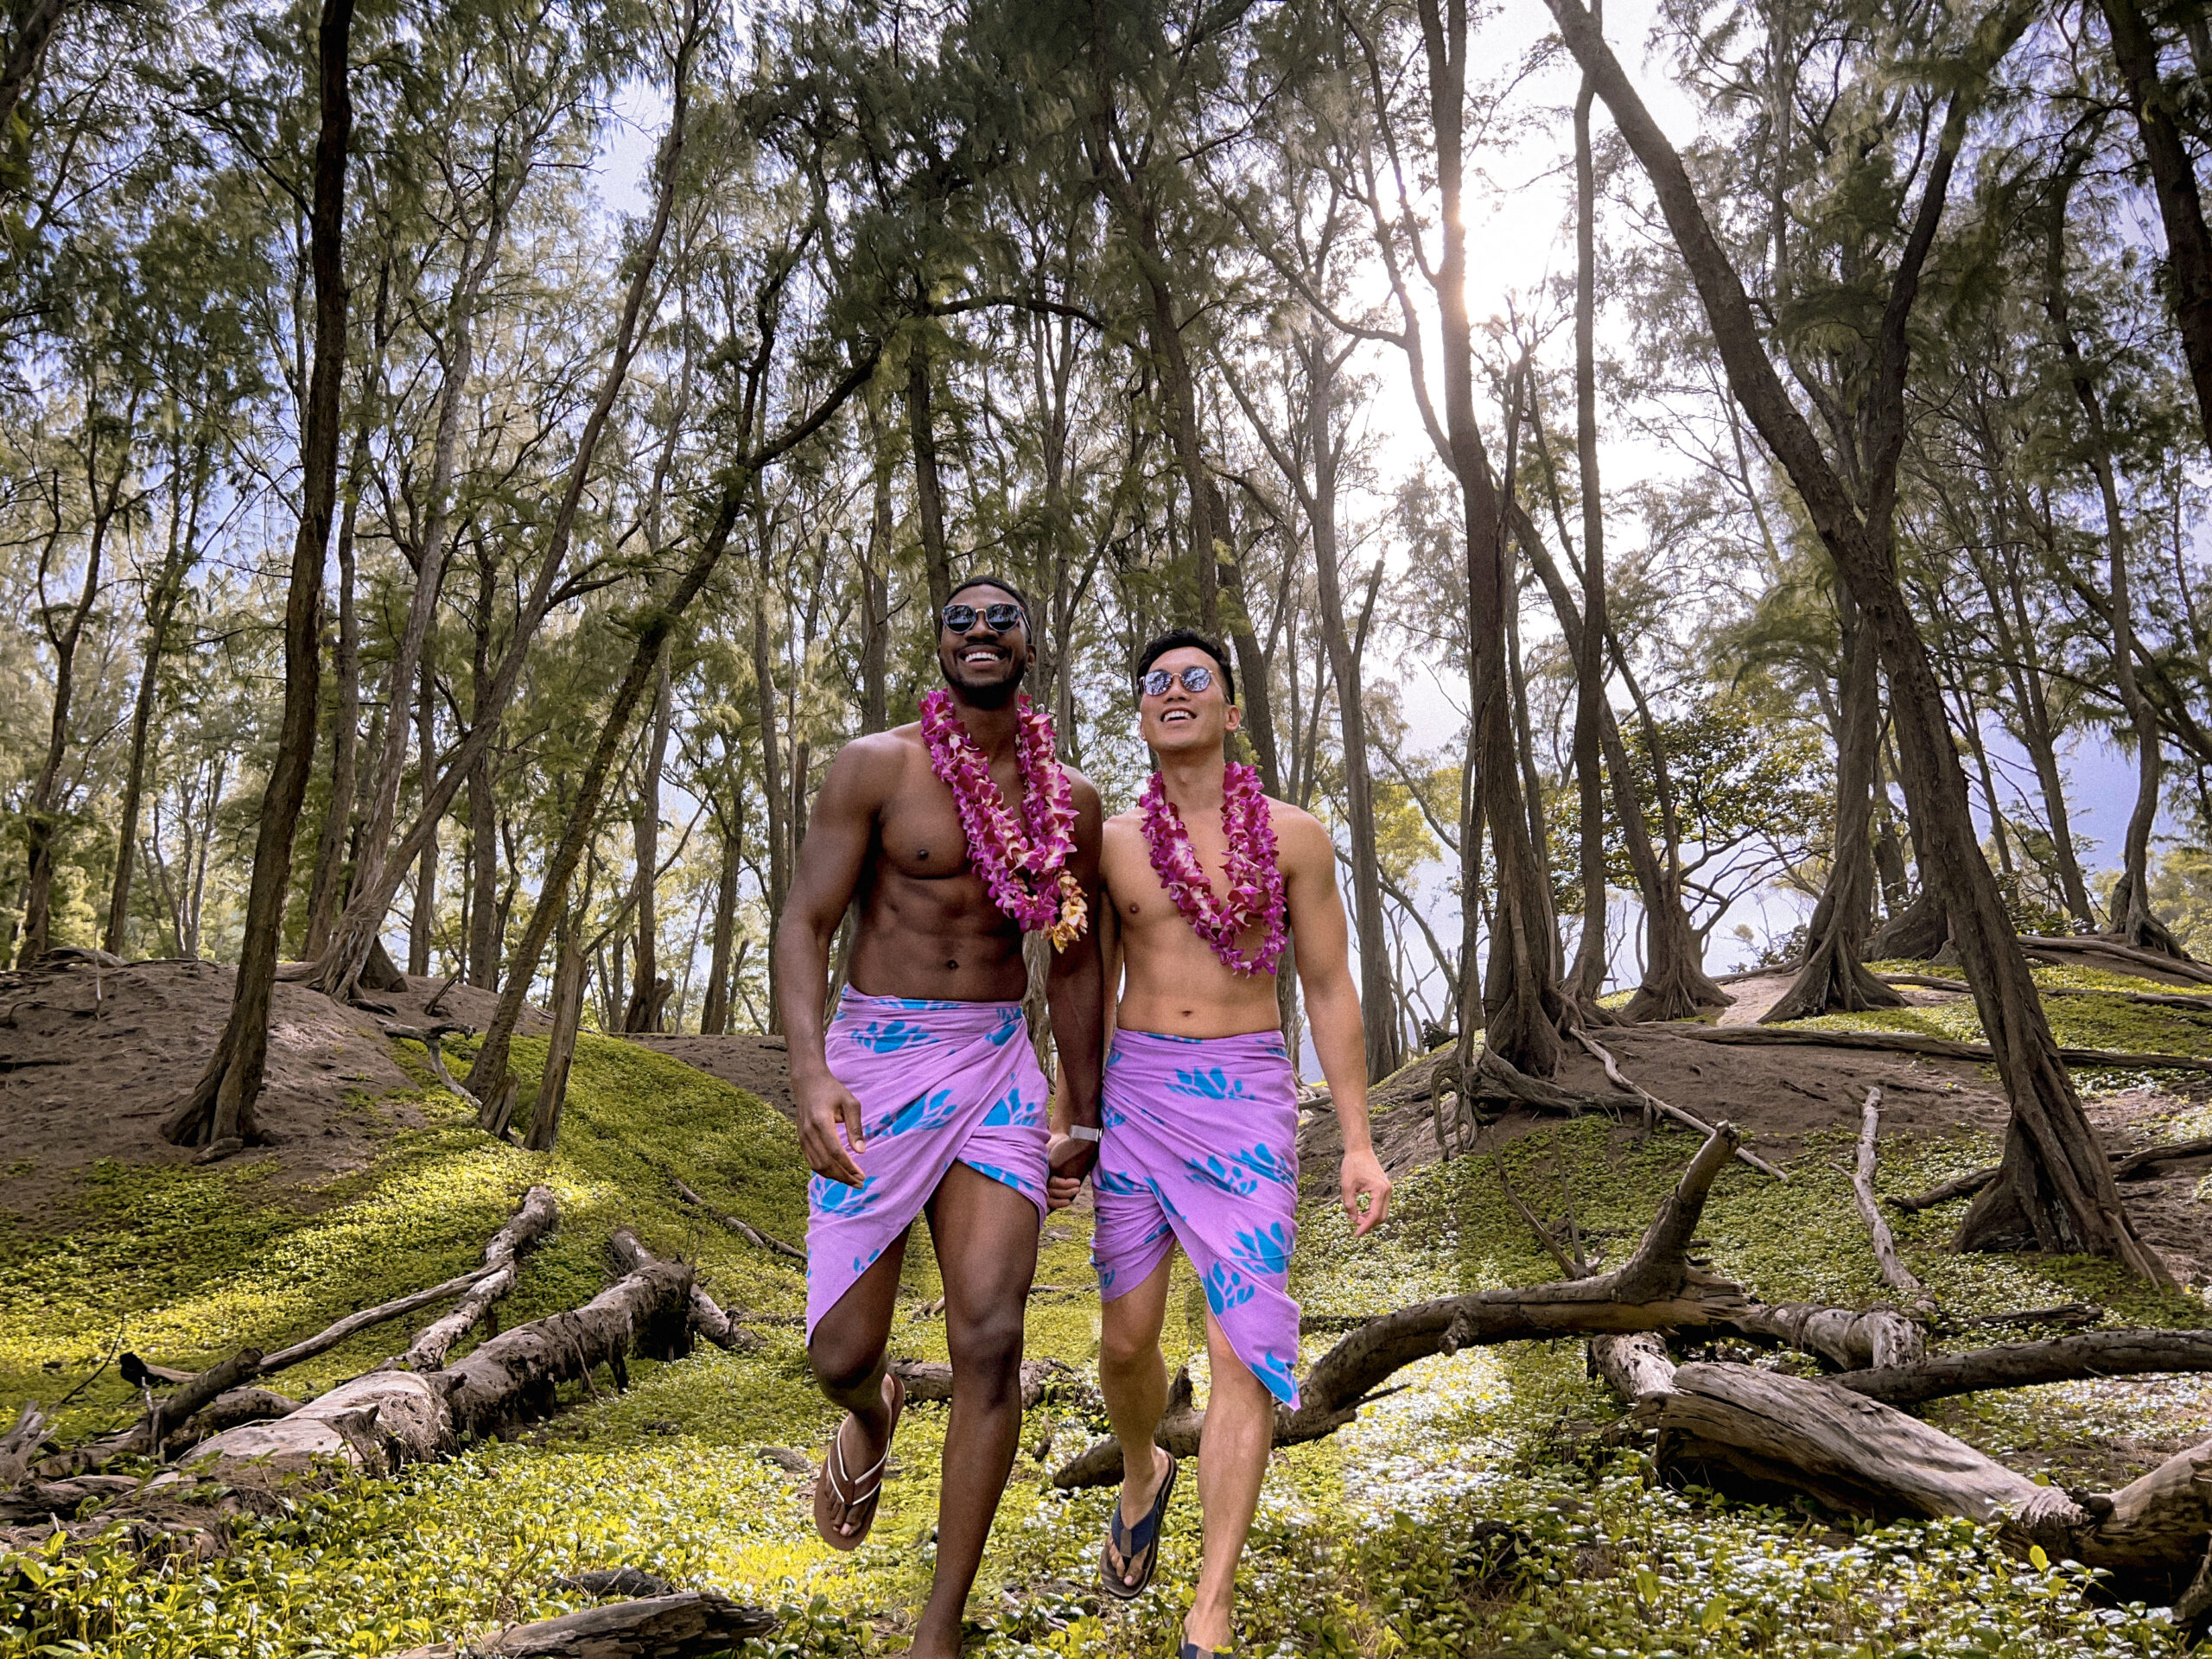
[1179,1641,1232,1657]
[1099,1451,1179,1599]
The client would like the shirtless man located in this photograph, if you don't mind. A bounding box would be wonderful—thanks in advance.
[1065,628,1390,1659]
[775,576,1104,1658]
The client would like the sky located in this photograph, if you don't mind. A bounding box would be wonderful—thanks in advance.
[578,0,2178,1015]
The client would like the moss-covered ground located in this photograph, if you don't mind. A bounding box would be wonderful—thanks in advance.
[3,992,2209,1659]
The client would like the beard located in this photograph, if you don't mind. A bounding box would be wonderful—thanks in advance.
[941,651,1027,709]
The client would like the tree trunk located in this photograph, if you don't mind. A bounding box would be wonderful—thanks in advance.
[526,921,588,1154]
[622,648,672,1032]
[1550,0,2168,1281]
[302,379,378,962]
[408,660,438,977]
[106,439,205,957]
[2095,0,2212,454]
[1766,601,1907,1020]
[1306,338,1400,1081]
[908,342,952,616]
[0,0,73,148]
[700,788,742,1037]
[752,574,788,1030]
[466,541,500,988]
[1421,0,1568,1077]
[1568,48,1610,1002]
[2045,175,2180,955]
[162,0,354,1147]
[861,402,892,736]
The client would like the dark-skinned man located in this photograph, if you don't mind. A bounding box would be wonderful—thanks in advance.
[773,575,1105,1658]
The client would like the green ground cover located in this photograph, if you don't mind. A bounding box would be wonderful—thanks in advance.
[3,1005,2209,1658]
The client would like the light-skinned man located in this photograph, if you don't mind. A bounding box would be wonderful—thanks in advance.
[1047,627,1390,1658]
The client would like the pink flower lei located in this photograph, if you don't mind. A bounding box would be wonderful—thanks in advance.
[1139,763,1287,976]
[919,687,1088,949]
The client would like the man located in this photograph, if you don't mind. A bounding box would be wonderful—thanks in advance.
[775,576,1105,1659]
[1065,628,1390,1659]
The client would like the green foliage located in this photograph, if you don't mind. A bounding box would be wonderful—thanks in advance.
[4,1033,2209,1656]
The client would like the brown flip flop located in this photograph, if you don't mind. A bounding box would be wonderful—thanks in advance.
[812,1370,906,1551]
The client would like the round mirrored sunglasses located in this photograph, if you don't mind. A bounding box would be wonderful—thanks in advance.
[941,601,1026,635]
[1141,664,1215,698]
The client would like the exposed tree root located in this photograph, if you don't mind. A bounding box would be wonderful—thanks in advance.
[650,1160,805,1262]
[2019,933,2209,982]
[1669,1023,2212,1073]
[1880,973,2212,1014]
[391,1591,777,1657]
[378,1020,479,1106]
[1851,1089,1929,1307]
[1052,1124,1755,1489]
[1573,1030,1787,1179]
[1890,1137,2212,1212]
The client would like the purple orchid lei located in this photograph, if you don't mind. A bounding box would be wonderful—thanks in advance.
[1139,762,1287,976]
[918,687,1088,949]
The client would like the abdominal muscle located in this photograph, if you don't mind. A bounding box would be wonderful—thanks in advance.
[1114,906,1283,1039]
[846,864,1030,1005]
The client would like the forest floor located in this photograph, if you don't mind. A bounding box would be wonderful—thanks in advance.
[0,955,2208,1657]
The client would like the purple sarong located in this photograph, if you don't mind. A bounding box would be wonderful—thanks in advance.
[1090,1027,1303,1407]
[804,988,1050,1341]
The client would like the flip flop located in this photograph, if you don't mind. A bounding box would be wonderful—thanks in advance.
[1098,1449,1179,1599]
[811,1370,906,1551]
[1179,1641,1232,1658]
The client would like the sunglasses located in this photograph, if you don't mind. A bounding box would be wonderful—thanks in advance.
[1141,664,1217,698]
[942,601,1026,635]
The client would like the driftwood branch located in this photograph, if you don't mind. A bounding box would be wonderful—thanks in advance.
[391,1592,777,1658]
[0,1403,48,1487]
[1713,1302,1925,1370]
[381,1020,480,1105]
[1850,1089,1925,1303]
[393,1185,559,1372]
[43,1351,264,1477]
[609,1228,757,1352]
[653,1162,804,1262]
[1053,1124,1755,1489]
[1829,1329,2212,1408]
[1573,1030,1787,1179]
[891,1357,1077,1411]
[263,1266,499,1376]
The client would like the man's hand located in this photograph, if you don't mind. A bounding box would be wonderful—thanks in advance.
[1341,1146,1391,1237]
[796,1073,868,1186]
[1046,1133,1098,1211]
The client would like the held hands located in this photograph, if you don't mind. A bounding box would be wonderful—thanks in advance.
[796,1073,868,1186]
[1340,1145,1392,1237]
[1045,1132,1099,1212]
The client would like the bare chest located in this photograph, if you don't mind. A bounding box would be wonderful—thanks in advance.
[875,757,1032,882]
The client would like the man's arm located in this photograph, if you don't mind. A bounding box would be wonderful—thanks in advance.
[1280,809,1392,1236]
[1043,774,1107,1205]
[773,735,893,1186]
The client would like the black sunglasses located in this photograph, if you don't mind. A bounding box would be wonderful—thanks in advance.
[1141,664,1216,698]
[942,601,1026,635]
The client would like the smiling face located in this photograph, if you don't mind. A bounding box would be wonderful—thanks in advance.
[937,583,1033,709]
[1138,645,1240,758]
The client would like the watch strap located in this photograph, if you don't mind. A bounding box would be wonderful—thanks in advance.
[1067,1123,1103,1143]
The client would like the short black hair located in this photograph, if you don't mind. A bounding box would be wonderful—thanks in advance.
[945,574,1033,629]
[1135,627,1236,704]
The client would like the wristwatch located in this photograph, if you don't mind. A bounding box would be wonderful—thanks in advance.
[1066,1124,1103,1143]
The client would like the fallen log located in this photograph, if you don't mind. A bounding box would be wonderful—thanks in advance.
[1669,1024,2212,1074]
[177,1255,695,1476]
[0,1402,48,1486]
[1053,1124,1756,1489]
[393,1185,559,1371]
[891,1357,1077,1410]
[1713,1302,1925,1370]
[608,1228,756,1352]
[1829,1328,2212,1408]
[1946,1301,2104,1332]
[652,1163,804,1262]
[390,1591,778,1658]
[1890,1137,2212,1212]
[183,1385,301,1440]
[41,1351,263,1477]
[0,1473,140,1524]
[1850,1089,1926,1305]
[263,1266,500,1376]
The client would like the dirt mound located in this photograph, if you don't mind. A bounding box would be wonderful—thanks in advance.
[1715,969,1962,1026]
[0,958,545,1228]
[620,1033,795,1121]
